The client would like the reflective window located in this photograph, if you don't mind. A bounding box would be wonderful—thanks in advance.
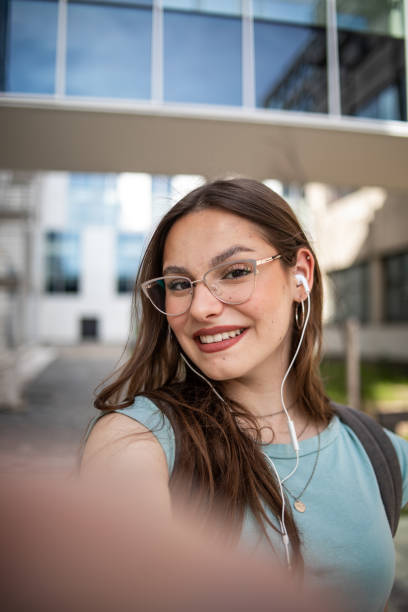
[330,263,370,323]
[337,1,406,121]
[83,0,152,5]
[253,0,325,25]
[163,0,241,16]
[254,1,327,112]
[117,233,146,293]
[66,1,152,98]
[4,0,58,94]
[384,251,408,322]
[68,172,120,228]
[45,231,80,293]
[67,174,120,227]
[151,175,173,227]
[163,9,241,105]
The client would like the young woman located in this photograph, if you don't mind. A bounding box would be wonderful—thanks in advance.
[81,178,408,611]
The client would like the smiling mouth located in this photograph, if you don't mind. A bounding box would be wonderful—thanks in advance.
[199,328,246,344]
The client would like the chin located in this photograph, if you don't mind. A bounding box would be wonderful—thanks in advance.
[195,361,246,383]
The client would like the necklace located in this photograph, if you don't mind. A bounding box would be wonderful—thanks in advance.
[255,406,292,418]
[260,418,309,447]
[283,431,321,513]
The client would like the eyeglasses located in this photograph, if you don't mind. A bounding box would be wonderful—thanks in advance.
[141,254,282,316]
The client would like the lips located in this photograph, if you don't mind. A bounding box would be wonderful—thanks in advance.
[193,326,248,353]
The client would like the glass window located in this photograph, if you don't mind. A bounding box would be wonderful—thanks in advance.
[163,9,241,105]
[253,0,325,25]
[162,0,241,17]
[117,233,146,293]
[67,173,120,227]
[254,1,327,112]
[330,263,370,323]
[4,0,58,94]
[45,231,80,293]
[384,251,408,322]
[337,1,406,121]
[151,175,173,227]
[66,1,152,98]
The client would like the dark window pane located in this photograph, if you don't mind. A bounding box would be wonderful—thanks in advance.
[330,263,370,324]
[336,1,404,37]
[5,0,58,93]
[338,30,406,121]
[384,252,408,322]
[337,2,406,121]
[66,3,152,98]
[254,20,327,112]
[45,231,80,294]
[117,233,145,293]
[164,10,241,105]
[81,317,98,340]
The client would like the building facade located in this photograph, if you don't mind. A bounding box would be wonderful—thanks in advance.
[1,1,408,188]
[0,1,407,361]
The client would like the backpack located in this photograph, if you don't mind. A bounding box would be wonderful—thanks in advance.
[332,402,403,536]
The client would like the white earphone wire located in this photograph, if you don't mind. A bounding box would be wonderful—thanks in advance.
[170,277,311,569]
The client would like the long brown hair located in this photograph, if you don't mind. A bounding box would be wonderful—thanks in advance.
[95,178,332,563]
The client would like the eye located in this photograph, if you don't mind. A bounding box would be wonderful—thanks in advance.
[166,278,191,292]
[221,263,253,280]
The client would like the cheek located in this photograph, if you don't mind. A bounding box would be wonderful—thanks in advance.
[168,316,189,345]
[248,290,293,336]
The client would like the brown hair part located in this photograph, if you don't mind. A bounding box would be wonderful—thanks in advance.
[94,178,332,565]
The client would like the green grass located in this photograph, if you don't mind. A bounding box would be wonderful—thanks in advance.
[320,359,408,408]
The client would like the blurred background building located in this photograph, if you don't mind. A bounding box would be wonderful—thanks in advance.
[0,0,407,398]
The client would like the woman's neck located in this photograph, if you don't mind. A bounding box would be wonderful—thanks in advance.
[223,375,320,445]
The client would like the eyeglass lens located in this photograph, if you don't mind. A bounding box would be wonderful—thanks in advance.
[144,260,256,315]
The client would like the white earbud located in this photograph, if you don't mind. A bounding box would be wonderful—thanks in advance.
[295,273,310,294]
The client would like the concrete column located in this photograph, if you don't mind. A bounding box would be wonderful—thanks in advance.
[370,257,384,324]
[345,318,361,411]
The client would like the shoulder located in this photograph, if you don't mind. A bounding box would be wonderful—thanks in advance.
[81,396,176,477]
[334,406,408,509]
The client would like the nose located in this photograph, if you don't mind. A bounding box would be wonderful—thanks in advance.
[189,280,224,320]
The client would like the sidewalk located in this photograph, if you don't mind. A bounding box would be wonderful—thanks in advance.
[0,343,122,471]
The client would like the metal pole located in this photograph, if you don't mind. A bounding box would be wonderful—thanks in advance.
[326,0,341,116]
[242,0,255,108]
[55,0,67,97]
[151,0,163,103]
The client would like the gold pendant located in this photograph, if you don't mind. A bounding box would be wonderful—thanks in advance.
[294,500,306,513]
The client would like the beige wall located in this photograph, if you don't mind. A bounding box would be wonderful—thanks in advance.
[307,184,408,360]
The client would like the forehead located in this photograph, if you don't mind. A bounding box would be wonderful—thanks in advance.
[163,209,269,268]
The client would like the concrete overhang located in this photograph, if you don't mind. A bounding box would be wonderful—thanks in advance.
[1,96,408,189]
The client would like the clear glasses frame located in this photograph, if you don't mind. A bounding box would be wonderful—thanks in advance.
[141,254,282,316]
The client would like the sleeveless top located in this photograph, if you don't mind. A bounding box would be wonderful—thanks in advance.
[84,395,408,612]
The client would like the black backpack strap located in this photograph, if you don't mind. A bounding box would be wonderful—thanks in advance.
[332,402,402,536]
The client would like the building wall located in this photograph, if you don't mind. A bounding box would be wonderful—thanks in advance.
[37,226,133,344]
[307,184,408,360]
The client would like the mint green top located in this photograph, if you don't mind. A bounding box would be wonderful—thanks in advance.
[89,395,408,612]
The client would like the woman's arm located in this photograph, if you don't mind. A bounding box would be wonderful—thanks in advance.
[80,412,172,515]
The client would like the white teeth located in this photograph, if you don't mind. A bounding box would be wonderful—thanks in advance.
[199,329,245,344]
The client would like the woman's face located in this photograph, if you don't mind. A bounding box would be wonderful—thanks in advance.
[163,208,310,384]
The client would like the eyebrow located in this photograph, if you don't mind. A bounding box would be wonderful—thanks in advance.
[162,245,256,276]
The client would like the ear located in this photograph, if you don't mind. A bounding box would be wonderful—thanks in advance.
[292,248,314,301]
